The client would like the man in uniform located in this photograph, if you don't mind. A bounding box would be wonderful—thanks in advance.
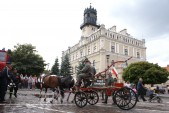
[0,62,12,103]
[11,68,21,98]
[102,72,114,104]
[75,58,93,91]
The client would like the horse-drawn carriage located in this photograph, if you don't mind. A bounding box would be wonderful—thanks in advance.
[74,57,137,110]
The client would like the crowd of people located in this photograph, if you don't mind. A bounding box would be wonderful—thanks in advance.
[19,74,37,90]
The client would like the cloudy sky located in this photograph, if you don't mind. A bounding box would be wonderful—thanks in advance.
[0,0,169,69]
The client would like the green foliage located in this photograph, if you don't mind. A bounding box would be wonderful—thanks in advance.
[60,54,72,76]
[122,61,169,84]
[51,57,60,75]
[10,44,45,76]
[76,60,85,76]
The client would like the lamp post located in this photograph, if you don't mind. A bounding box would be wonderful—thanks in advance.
[47,63,50,71]
[106,55,110,68]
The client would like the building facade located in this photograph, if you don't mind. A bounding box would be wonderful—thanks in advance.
[62,5,146,82]
[164,65,169,85]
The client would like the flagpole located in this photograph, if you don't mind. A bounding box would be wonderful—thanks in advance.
[95,56,132,78]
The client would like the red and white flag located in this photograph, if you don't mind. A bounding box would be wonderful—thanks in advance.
[111,67,118,78]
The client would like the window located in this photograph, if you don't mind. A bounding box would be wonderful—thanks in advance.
[111,60,115,66]
[93,44,96,52]
[110,34,112,38]
[93,60,95,67]
[137,52,140,58]
[76,52,78,58]
[124,49,128,56]
[80,50,83,57]
[111,46,115,53]
[88,46,90,54]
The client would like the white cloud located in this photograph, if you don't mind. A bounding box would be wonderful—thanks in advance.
[146,35,169,67]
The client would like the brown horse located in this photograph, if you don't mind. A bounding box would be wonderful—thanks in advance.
[39,75,64,103]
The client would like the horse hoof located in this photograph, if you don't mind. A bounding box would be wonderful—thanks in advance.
[44,99,46,101]
[50,100,53,104]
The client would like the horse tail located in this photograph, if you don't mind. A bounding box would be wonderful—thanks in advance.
[58,77,64,98]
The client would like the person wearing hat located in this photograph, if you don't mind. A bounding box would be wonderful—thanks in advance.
[0,62,12,103]
[75,58,94,91]
[10,68,21,98]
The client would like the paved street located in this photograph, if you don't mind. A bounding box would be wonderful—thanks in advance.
[0,89,169,113]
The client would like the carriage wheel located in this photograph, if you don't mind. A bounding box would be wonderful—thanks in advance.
[86,90,99,105]
[74,91,88,108]
[114,87,137,110]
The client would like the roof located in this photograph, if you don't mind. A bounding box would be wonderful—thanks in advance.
[164,65,169,72]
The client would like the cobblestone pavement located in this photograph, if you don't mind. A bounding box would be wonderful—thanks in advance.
[0,89,169,113]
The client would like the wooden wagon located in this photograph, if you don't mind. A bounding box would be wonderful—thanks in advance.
[74,57,137,110]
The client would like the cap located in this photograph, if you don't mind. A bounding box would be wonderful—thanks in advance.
[83,58,90,63]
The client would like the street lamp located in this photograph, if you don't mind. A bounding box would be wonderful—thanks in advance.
[46,63,50,71]
[106,54,110,68]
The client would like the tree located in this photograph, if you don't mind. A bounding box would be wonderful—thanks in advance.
[60,54,72,77]
[76,59,85,76]
[51,57,60,75]
[122,61,169,84]
[10,44,46,76]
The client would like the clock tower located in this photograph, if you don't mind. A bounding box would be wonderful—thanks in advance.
[80,4,100,37]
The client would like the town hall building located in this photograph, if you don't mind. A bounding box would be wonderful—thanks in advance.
[62,5,146,82]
